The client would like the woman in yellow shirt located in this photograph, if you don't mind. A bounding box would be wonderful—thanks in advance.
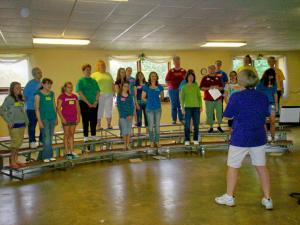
[237,55,258,76]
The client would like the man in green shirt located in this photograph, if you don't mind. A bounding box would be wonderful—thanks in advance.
[91,60,114,129]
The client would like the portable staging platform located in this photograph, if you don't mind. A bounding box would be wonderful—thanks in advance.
[0,123,294,180]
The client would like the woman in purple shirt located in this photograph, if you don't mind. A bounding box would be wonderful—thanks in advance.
[215,69,273,210]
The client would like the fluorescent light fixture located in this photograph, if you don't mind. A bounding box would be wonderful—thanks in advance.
[33,38,90,45]
[201,42,247,47]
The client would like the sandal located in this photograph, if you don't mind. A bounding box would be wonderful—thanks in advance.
[10,164,20,169]
[155,143,161,148]
[16,162,26,167]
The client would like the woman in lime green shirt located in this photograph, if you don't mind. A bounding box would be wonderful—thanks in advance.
[180,70,202,146]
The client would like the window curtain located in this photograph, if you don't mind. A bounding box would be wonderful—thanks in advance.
[108,55,172,63]
[0,54,30,63]
[143,56,173,64]
[108,55,139,62]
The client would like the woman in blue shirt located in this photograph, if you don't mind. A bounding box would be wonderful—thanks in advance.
[215,69,273,210]
[142,72,164,148]
[256,68,278,141]
[23,67,43,150]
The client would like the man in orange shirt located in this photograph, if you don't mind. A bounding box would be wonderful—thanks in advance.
[268,56,285,116]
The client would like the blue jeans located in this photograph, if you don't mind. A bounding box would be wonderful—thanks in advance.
[168,89,183,122]
[184,107,200,141]
[146,109,161,142]
[26,109,43,143]
[136,102,148,127]
[38,119,55,160]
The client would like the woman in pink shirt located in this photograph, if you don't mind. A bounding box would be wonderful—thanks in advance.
[57,82,81,159]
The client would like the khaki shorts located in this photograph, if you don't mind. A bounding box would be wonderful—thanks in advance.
[9,127,25,149]
[62,122,77,126]
[227,145,266,168]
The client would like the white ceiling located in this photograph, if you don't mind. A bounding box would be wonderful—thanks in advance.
[0,0,300,50]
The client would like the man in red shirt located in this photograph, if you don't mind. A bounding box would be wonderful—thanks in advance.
[200,65,224,133]
[165,56,186,124]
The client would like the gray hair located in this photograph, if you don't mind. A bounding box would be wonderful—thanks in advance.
[238,69,259,88]
[173,55,180,61]
[208,64,216,70]
[32,67,41,76]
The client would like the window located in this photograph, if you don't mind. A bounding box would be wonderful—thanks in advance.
[232,58,243,72]
[0,55,31,103]
[141,60,169,84]
[253,58,269,78]
[108,56,171,84]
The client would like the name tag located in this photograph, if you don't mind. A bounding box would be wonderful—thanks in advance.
[45,96,52,101]
[121,97,126,102]
[69,100,75,105]
[14,102,23,107]
[137,86,142,89]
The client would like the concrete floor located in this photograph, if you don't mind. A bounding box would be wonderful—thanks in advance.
[1,129,300,225]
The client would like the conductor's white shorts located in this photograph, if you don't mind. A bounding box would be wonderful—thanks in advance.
[227,145,266,168]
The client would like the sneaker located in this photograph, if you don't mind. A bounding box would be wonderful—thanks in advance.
[172,121,176,125]
[91,136,100,141]
[83,137,89,142]
[71,152,79,158]
[217,127,224,133]
[261,198,273,210]
[30,142,38,149]
[208,128,214,133]
[50,158,56,162]
[43,159,50,163]
[193,140,199,145]
[65,154,73,160]
[185,141,190,146]
[215,194,235,206]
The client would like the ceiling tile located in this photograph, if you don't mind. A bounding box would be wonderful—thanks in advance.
[0,0,299,50]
